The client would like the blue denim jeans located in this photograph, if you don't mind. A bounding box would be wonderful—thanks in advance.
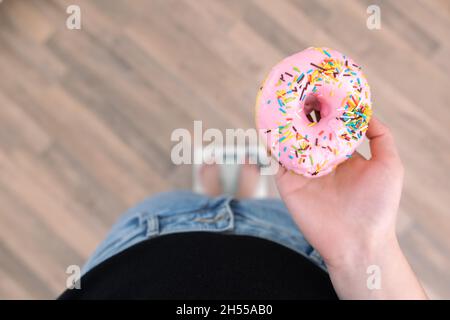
[82,191,326,274]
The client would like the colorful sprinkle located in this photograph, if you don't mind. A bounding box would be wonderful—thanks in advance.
[322,49,331,57]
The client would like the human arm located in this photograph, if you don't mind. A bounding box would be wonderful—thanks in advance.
[275,117,427,299]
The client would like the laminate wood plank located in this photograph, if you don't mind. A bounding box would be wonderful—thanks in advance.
[1,0,54,44]
[0,184,84,296]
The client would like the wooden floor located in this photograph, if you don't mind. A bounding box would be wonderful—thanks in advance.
[0,0,449,299]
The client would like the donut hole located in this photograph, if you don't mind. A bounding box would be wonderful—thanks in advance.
[304,95,328,123]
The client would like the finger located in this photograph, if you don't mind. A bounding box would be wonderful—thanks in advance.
[275,165,309,186]
[275,165,287,181]
[338,152,366,171]
[366,116,400,162]
[351,151,367,161]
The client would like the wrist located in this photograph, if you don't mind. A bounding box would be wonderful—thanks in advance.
[325,233,427,299]
[325,230,399,273]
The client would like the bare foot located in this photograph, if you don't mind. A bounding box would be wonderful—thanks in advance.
[199,163,222,197]
[236,162,260,199]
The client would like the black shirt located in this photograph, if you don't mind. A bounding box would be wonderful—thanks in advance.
[60,232,337,300]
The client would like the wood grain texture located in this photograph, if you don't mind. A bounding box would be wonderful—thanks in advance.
[0,0,449,299]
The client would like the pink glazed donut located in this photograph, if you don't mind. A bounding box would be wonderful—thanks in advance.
[255,47,373,177]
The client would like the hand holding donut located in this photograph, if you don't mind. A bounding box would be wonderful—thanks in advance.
[257,47,426,299]
[276,117,402,268]
[276,117,427,299]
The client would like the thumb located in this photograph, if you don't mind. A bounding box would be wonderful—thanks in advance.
[366,116,401,163]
